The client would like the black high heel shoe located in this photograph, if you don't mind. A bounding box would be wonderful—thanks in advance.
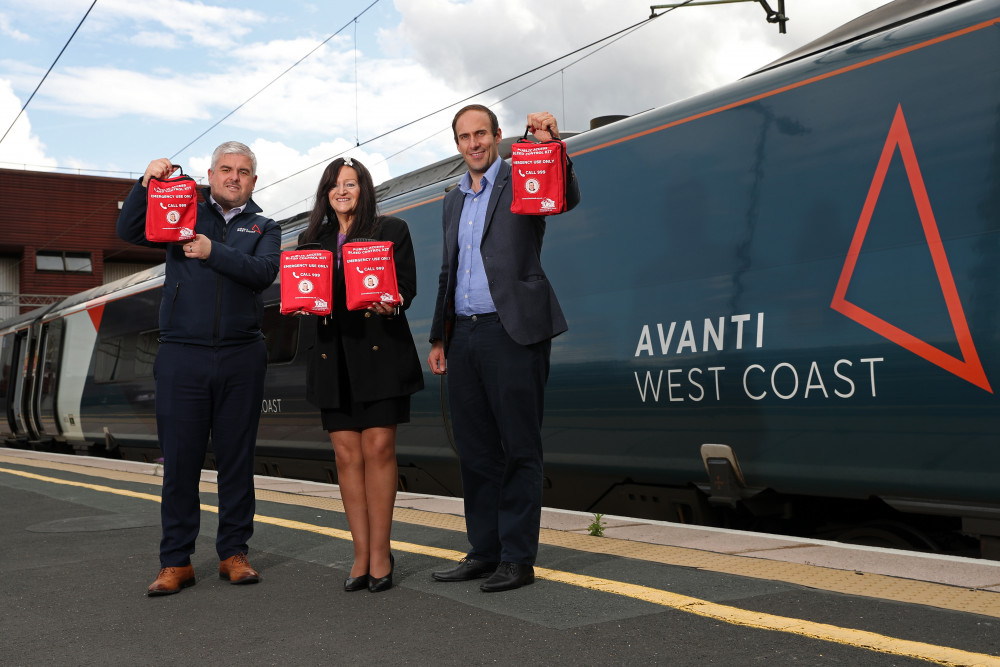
[368,553,394,593]
[344,573,369,592]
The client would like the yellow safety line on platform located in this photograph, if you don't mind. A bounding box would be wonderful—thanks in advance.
[7,454,1000,619]
[2,465,998,666]
[537,567,1000,666]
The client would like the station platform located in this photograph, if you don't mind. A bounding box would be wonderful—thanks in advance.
[2,446,999,666]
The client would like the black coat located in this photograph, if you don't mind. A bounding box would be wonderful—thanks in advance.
[301,216,424,409]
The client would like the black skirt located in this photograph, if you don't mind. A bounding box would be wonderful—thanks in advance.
[320,340,411,431]
[321,396,410,431]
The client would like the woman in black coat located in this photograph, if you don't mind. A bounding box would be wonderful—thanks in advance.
[298,157,423,593]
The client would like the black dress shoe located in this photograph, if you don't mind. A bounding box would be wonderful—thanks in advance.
[432,557,499,582]
[368,553,394,593]
[344,573,369,592]
[480,562,534,593]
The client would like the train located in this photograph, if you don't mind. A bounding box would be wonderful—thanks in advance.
[3,0,999,557]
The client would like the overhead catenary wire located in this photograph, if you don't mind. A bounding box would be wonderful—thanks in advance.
[372,13,657,173]
[168,0,381,161]
[261,4,689,218]
[256,3,694,195]
[0,0,98,148]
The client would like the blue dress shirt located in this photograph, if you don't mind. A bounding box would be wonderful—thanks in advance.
[454,157,501,316]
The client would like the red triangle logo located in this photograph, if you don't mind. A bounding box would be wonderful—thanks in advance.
[87,304,105,331]
[830,104,991,393]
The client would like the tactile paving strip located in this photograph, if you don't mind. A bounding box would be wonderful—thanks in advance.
[3,454,999,619]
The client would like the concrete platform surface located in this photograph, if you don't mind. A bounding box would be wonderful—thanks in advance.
[2,447,999,666]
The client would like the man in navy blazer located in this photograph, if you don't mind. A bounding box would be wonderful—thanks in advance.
[428,104,581,592]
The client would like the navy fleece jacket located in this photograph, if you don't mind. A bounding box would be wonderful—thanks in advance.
[116,181,281,346]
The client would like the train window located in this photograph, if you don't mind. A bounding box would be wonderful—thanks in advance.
[134,330,159,378]
[94,335,135,383]
[39,322,63,401]
[35,251,93,273]
[262,302,298,364]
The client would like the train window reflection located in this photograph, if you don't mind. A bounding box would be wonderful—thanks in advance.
[94,336,133,383]
[40,322,63,400]
[135,330,159,378]
[263,302,298,364]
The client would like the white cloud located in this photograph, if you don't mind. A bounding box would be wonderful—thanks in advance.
[129,31,181,49]
[90,0,266,49]
[0,13,30,41]
[388,0,893,133]
[31,67,219,120]
[0,79,57,169]
[0,0,267,56]
[10,33,458,140]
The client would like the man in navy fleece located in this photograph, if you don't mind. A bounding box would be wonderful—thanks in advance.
[117,141,280,596]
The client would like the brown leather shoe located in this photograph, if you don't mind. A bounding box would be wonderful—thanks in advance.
[147,565,195,596]
[219,553,259,584]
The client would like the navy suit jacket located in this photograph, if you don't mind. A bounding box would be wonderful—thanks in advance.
[430,158,581,349]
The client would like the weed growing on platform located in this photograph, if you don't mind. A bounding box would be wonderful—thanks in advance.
[588,513,606,537]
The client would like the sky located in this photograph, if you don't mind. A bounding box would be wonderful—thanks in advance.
[0,0,893,221]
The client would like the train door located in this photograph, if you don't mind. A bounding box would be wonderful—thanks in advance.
[21,322,47,442]
[0,330,18,438]
[8,327,31,443]
[35,319,64,441]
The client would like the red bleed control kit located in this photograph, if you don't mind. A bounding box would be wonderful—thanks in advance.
[279,250,334,316]
[510,128,569,216]
[146,166,198,242]
[342,241,401,311]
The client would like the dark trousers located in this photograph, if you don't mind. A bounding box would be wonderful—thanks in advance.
[446,314,551,565]
[154,340,267,567]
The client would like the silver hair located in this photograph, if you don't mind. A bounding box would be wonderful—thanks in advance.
[211,141,257,175]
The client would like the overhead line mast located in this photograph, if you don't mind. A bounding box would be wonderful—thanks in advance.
[650,0,789,33]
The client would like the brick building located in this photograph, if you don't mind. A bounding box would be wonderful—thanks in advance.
[0,169,165,320]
